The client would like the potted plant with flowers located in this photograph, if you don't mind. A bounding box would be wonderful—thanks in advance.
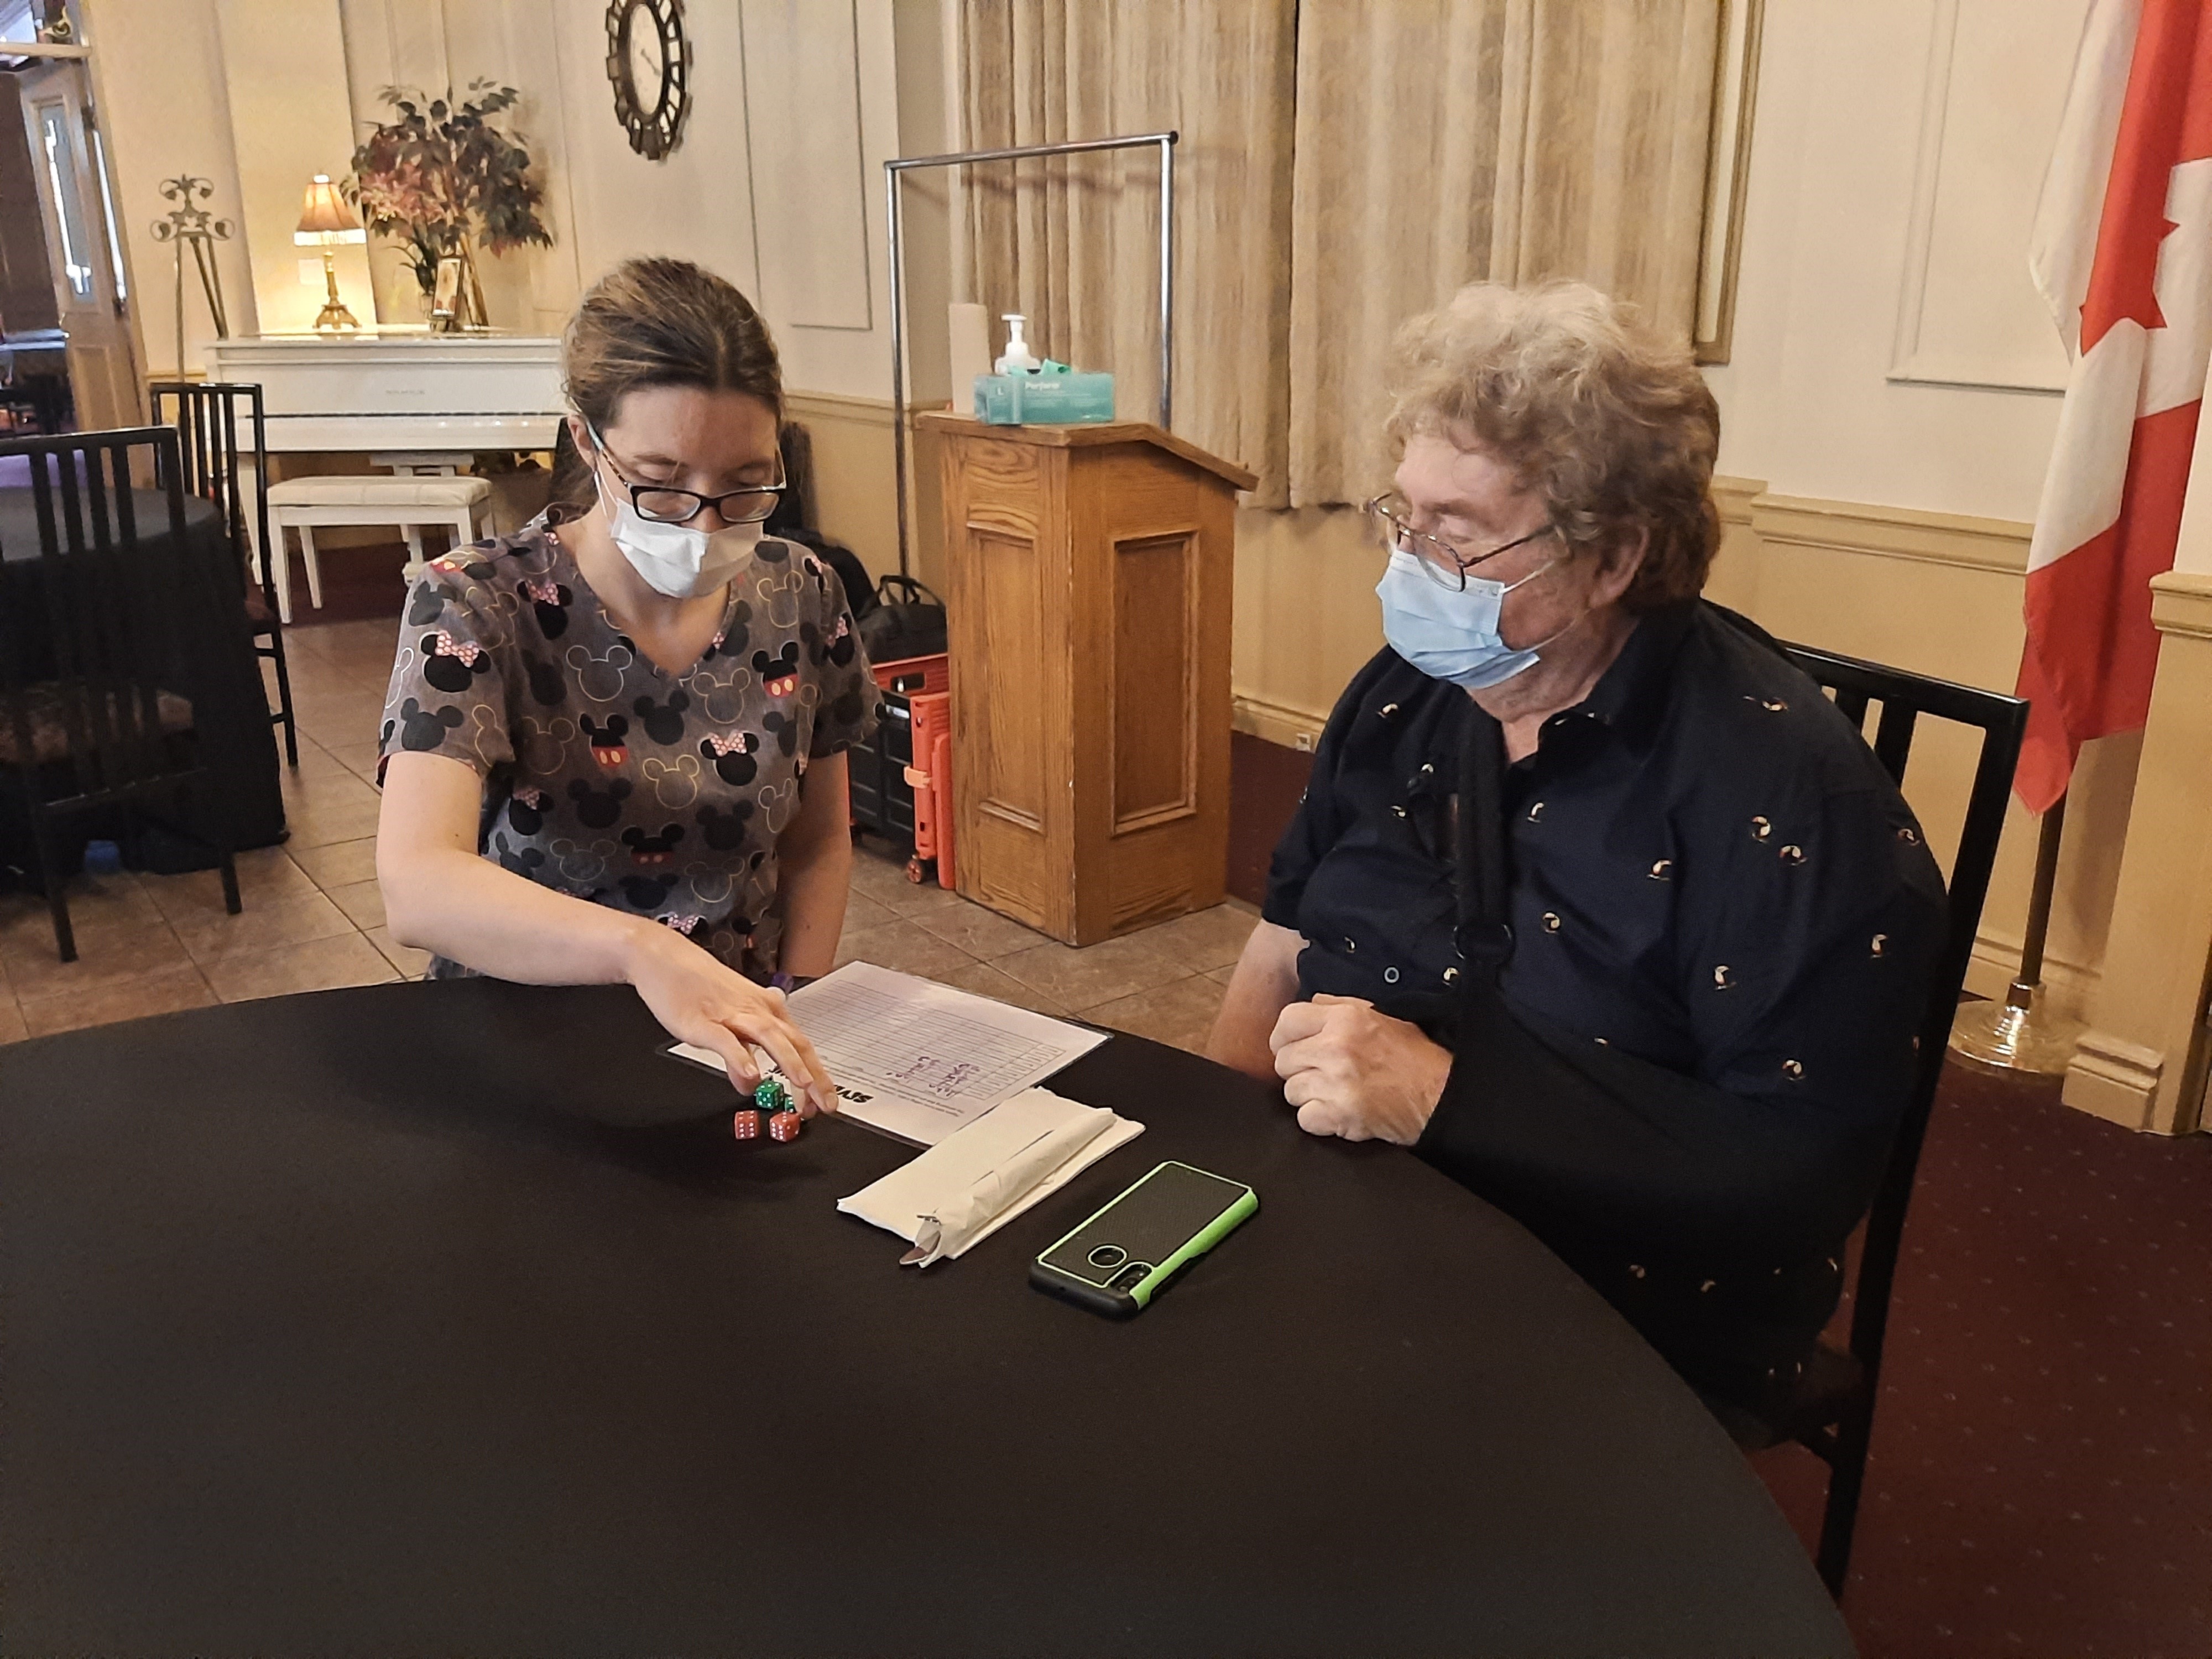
[347,80,553,330]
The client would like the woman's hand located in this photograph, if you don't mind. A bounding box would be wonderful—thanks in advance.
[624,923,837,1115]
[1268,994,1451,1145]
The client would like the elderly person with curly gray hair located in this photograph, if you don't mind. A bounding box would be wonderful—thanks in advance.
[1207,280,1947,1425]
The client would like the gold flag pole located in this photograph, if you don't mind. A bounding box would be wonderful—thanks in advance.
[1950,791,2083,1074]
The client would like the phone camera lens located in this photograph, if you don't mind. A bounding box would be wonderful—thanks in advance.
[1109,1262,1151,1292]
[1087,1244,1126,1269]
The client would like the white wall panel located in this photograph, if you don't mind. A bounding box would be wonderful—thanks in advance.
[1702,0,2067,521]
[547,0,762,314]
[96,0,959,403]
[213,0,375,336]
[740,0,873,332]
[83,0,261,374]
[1888,0,2088,392]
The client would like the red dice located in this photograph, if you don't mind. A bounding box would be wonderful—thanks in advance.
[732,1108,761,1140]
[768,1109,803,1143]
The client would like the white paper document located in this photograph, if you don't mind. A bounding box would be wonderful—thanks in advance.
[666,961,1107,1145]
[837,1086,1144,1265]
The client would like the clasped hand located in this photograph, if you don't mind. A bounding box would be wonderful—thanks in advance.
[1268,994,1452,1146]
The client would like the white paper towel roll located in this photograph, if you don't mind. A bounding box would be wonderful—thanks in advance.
[948,302,993,403]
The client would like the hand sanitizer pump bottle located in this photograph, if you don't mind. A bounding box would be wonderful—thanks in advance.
[994,314,1042,376]
[973,311,1114,425]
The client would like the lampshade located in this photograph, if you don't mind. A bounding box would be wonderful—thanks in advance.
[293,174,366,246]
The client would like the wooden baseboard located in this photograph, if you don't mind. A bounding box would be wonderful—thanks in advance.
[1231,691,1329,753]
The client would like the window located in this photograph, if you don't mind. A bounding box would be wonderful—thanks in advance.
[36,100,94,300]
[89,114,124,305]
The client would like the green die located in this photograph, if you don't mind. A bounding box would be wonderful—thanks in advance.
[753,1076,792,1115]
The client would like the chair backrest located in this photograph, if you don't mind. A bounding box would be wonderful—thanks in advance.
[0,427,225,805]
[1781,641,2028,1385]
[147,380,273,604]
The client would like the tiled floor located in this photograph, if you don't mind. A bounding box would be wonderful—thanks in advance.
[0,615,1255,1051]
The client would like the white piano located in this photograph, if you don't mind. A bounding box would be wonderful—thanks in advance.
[204,330,564,455]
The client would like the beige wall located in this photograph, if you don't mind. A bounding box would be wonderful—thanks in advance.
[1725,494,2138,1024]
[785,390,943,594]
[212,0,376,338]
[88,0,957,586]
[84,0,260,374]
[91,0,950,401]
[1701,0,2081,520]
[2066,577,2212,1133]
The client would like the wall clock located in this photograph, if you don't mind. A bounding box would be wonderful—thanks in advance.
[605,0,691,161]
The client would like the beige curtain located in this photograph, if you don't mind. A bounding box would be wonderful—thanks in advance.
[953,0,1297,504]
[953,1,1720,511]
[1286,0,1721,506]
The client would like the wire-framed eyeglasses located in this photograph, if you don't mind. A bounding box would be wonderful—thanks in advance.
[590,427,788,526]
[1363,492,1559,592]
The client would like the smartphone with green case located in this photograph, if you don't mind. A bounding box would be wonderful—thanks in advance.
[1030,1161,1257,1318]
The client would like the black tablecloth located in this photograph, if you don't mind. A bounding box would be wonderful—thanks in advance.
[0,980,1853,1657]
[0,486,284,853]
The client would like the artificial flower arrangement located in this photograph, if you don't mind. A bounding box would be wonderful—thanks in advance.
[347,80,553,328]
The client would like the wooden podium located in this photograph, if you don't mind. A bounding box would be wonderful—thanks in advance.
[916,413,1257,946]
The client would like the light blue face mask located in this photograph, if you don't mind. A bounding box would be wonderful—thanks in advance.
[1375,547,1568,691]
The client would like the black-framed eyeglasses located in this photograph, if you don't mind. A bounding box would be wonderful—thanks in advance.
[590,427,787,526]
[1364,492,1559,592]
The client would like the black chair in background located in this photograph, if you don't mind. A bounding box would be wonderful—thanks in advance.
[149,380,297,765]
[0,427,241,959]
[1767,643,2028,1597]
[0,380,44,436]
[0,334,70,436]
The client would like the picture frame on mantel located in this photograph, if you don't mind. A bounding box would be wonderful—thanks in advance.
[431,255,462,327]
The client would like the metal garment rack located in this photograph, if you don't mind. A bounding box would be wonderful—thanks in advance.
[884,131,1178,577]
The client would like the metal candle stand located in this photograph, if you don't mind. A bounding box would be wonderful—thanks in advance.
[884,131,1178,578]
[149,175,233,377]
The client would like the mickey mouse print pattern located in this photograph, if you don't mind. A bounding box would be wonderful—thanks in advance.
[377,517,876,982]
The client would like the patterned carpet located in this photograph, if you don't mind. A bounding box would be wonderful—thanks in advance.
[1752,1060,2212,1657]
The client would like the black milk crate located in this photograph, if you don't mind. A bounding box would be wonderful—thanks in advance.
[848,661,940,852]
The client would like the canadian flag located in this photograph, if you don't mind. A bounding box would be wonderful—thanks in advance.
[2017,0,2212,811]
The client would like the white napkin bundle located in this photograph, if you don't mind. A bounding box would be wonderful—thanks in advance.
[837,1087,1143,1267]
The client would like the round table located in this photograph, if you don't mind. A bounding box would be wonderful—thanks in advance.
[0,980,1853,1657]
[0,484,284,853]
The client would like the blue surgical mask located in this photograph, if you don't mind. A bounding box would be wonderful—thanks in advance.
[1376,548,1563,690]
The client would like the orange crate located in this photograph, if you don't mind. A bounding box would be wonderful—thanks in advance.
[903,690,955,889]
[871,652,948,698]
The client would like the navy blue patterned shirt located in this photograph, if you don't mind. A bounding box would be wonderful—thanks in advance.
[1265,600,1948,1406]
[1267,599,1944,1128]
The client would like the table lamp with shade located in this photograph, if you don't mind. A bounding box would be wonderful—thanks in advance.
[294,174,366,331]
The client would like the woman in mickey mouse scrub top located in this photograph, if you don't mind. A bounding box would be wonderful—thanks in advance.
[376,258,874,1112]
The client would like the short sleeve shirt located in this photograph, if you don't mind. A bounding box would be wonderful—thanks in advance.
[378,519,877,980]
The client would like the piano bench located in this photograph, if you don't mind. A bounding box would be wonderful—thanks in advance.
[267,475,494,625]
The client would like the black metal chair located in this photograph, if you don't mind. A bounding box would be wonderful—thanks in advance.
[0,427,242,959]
[0,381,44,436]
[1768,642,2028,1597]
[148,380,298,765]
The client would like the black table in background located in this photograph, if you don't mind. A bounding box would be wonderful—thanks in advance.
[0,484,284,857]
[0,332,68,435]
[0,980,1854,1657]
